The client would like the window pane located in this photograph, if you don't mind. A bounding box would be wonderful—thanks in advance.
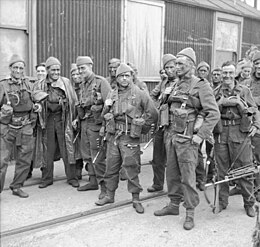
[0,29,28,78]
[0,0,27,28]
[126,1,163,78]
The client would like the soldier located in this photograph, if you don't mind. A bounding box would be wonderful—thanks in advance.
[211,67,222,89]
[106,58,121,89]
[246,51,260,201]
[0,54,40,197]
[197,61,210,80]
[70,63,84,180]
[147,54,176,193]
[196,61,211,191]
[236,60,252,86]
[213,61,260,217]
[95,63,158,214]
[154,47,220,230]
[75,56,111,201]
[34,56,79,189]
[35,63,47,81]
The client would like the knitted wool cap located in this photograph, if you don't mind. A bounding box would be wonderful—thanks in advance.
[45,56,61,68]
[241,60,252,69]
[70,63,78,73]
[252,51,260,63]
[116,63,133,77]
[108,58,120,66]
[211,67,222,73]
[197,61,210,71]
[177,47,196,65]
[162,54,176,68]
[76,56,93,66]
[9,54,25,67]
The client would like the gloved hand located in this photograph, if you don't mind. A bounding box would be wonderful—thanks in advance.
[105,99,113,107]
[249,125,258,137]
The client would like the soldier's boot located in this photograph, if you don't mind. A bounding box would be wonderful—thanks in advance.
[98,181,107,200]
[183,209,195,230]
[77,176,98,191]
[132,193,144,214]
[154,202,179,216]
[95,190,115,206]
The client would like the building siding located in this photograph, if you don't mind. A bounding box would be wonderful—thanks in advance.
[36,0,121,78]
[242,17,260,57]
[164,2,214,66]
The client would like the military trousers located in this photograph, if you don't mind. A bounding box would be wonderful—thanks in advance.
[252,133,260,189]
[41,112,77,184]
[214,125,255,208]
[0,123,34,192]
[104,134,143,194]
[195,144,205,184]
[164,129,200,210]
[151,127,166,189]
[80,119,106,184]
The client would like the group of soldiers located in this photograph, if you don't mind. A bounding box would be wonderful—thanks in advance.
[0,45,260,230]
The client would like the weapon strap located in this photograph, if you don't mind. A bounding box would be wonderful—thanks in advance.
[2,83,11,105]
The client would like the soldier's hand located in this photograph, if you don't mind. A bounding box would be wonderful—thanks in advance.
[249,125,258,137]
[105,99,113,106]
[99,126,105,137]
[192,134,203,145]
[164,86,172,95]
[72,119,78,130]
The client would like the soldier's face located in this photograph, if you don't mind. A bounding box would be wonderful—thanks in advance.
[197,66,209,79]
[78,64,92,81]
[221,65,235,86]
[117,72,132,88]
[241,67,252,79]
[47,65,60,81]
[71,69,82,84]
[108,63,119,77]
[212,71,221,84]
[175,57,191,77]
[10,62,25,80]
[36,65,47,80]
[254,60,260,76]
[164,61,176,78]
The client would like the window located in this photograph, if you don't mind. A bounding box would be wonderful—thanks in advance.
[122,0,164,80]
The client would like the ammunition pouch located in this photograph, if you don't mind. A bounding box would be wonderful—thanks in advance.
[91,104,103,125]
[159,103,169,127]
[170,108,189,133]
[240,108,253,133]
[104,113,116,134]
[0,104,13,124]
[130,117,145,138]
[213,120,223,134]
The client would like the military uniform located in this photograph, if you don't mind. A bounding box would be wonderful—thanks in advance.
[77,72,111,192]
[154,47,220,230]
[96,63,158,213]
[0,76,36,196]
[214,81,260,212]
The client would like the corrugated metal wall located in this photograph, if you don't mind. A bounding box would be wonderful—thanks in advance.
[37,0,121,78]
[164,2,214,66]
[242,17,260,57]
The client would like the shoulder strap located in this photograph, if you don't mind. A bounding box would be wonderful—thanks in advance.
[2,82,11,104]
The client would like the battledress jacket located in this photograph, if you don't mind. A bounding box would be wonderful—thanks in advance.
[33,76,78,168]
